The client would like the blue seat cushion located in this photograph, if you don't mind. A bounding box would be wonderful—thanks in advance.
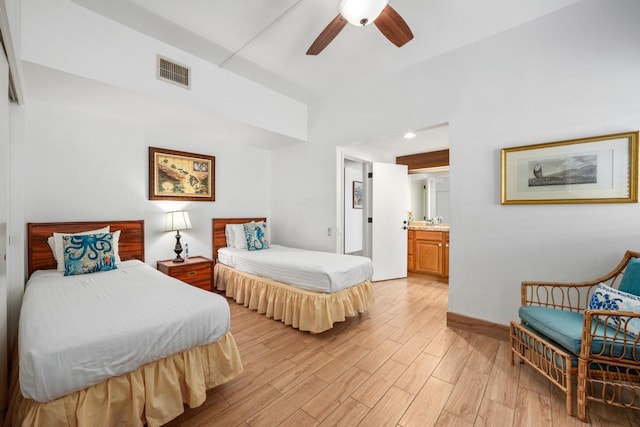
[519,306,640,360]
[519,306,585,354]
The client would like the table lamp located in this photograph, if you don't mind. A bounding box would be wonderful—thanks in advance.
[165,210,192,262]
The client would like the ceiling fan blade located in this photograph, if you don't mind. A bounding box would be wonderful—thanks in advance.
[306,14,347,55]
[374,4,414,47]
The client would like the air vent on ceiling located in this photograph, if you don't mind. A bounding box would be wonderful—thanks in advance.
[156,55,191,89]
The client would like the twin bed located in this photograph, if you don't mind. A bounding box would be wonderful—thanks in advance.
[6,217,374,426]
[6,220,243,427]
[212,218,374,333]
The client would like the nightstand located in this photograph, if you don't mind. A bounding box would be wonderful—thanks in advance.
[157,256,213,291]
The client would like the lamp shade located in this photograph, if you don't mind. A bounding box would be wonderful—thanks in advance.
[165,210,192,232]
[340,0,388,26]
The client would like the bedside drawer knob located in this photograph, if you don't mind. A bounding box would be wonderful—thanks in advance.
[188,271,196,277]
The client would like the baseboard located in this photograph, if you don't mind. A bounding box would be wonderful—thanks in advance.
[407,272,448,284]
[446,311,510,342]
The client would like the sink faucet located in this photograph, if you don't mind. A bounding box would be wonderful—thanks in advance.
[429,216,444,225]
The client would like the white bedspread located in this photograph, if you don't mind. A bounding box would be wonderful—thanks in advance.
[217,245,373,293]
[19,260,231,402]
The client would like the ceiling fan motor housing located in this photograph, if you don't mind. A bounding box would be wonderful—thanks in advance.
[340,0,389,26]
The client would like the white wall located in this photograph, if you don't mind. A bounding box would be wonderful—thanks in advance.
[272,0,640,325]
[270,141,338,252]
[20,0,307,142]
[23,100,273,265]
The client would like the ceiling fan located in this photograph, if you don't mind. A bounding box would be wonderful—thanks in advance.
[306,0,414,55]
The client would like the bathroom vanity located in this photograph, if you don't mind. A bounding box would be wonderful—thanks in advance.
[407,223,449,283]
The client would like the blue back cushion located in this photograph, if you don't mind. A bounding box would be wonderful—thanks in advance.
[619,257,640,296]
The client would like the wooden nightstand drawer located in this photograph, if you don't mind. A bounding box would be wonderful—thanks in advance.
[157,256,213,291]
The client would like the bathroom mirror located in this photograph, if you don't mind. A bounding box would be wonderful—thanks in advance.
[408,168,449,223]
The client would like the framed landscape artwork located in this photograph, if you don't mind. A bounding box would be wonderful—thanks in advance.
[501,131,638,204]
[149,147,215,201]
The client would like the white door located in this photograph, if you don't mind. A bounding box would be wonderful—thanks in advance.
[371,162,408,281]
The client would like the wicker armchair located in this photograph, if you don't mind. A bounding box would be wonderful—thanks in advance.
[510,250,640,421]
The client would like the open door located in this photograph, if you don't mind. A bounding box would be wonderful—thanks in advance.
[370,162,408,281]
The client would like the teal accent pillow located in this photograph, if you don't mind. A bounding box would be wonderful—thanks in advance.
[244,222,269,251]
[619,258,640,296]
[62,233,118,276]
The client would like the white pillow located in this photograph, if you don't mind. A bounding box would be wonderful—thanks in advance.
[50,226,110,271]
[225,224,248,249]
[224,224,234,247]
[589,283,640,337]
[111,230,122,264]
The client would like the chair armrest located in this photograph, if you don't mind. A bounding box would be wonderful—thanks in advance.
[521,250,640,311]
[581,309,640,362]
[521,281,599,312]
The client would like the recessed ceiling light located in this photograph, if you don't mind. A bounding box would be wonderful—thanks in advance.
[404,132,416,139]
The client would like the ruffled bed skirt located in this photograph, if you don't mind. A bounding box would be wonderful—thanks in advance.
[4,332,243,427]
[214,263,374,333]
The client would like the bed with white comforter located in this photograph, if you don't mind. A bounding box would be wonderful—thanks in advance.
[20,260,231,403]
[212,217,375,333]
[6,219,243,427]
[218,245,373,294]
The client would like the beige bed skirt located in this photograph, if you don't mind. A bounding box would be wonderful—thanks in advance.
[4,332,243,427]
[214,263,374,333]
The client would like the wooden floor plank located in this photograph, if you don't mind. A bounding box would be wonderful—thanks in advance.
[399,376,454,427]
[357,386,414,426]
[442,366,490,424]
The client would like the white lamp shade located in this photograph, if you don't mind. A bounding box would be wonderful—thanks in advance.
[340,0,388,26]
[165,210,192,232]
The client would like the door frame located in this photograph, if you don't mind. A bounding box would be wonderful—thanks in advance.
[336,148,369,256]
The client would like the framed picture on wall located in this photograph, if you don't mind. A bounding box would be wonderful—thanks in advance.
[149,147,215,201]
[501,131,638,204]
[352,181,363,209]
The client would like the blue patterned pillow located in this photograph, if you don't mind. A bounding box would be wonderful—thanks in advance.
[243,222,269,251]
[62,233,118,276]
[589,283,640,337]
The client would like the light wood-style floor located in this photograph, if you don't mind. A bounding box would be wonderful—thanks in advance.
[164,277,640,426]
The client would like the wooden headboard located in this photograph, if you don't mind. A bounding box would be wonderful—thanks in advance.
[27,220,145,277]
[212,217,267,261]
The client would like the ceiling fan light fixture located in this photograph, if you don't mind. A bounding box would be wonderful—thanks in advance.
[340,0,388,26]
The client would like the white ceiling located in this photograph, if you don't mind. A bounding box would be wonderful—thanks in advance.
[62,0,580,154]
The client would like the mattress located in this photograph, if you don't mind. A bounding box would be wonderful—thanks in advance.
[217,244,373,293]
[19,260,231,403]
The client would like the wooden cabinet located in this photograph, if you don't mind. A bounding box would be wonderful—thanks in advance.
[407,229,415,272]
[444,232,449,278]
[157,256,213,291]
[407,229,449,283]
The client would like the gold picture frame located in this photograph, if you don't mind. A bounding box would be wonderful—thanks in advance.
[149,147,215,201]
[501,131,638,204]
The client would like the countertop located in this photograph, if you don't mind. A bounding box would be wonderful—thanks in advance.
[408,222,449,231]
